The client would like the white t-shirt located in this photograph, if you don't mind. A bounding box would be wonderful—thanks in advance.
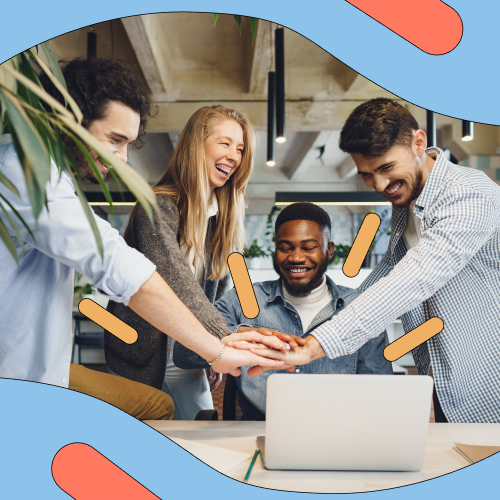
[283,275,332,333]
[402,200,421,250]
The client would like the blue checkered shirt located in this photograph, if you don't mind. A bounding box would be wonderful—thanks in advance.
[312,148,500,423]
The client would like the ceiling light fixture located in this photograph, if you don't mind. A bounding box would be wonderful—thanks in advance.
[462,120,474,141]
[87,26,97,59]
[427,110,436,147]
[275,27,286,144]
[266,71,276,167]
[275,191,391,207]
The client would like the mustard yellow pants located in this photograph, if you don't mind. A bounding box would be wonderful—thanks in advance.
[69,364,175,420]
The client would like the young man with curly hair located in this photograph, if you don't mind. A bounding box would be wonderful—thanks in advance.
[0,57,287,420]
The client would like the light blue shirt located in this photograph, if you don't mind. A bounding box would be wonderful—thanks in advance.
[0,137,156,387]
[312,148,500,423]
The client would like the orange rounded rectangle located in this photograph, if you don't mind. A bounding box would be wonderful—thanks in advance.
[343,213,380,278]
[228,252,260,319]
[52,443,159,499]
[78,298,138,344]
[384,317,444,362]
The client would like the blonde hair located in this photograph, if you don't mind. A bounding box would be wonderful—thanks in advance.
[125,105,255,280]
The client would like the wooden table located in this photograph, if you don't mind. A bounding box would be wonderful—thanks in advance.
[144,421,500,493]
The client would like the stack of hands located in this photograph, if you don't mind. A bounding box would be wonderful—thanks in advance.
[206,327,327,390]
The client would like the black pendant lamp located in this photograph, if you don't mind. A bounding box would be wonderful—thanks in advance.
[87,26,97,59]
[266,71,276,166]
[426,110,436,147]
[275,27,286,143]
[462,120,473,141]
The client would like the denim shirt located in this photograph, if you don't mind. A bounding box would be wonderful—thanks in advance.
[215,276,393,420]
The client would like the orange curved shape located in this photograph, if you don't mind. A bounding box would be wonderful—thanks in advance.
[228,252,260,319]
[79,298,138,344]
[343,213,380,278]
[384,317,444,362]
[52,443,160,499]
[346,0,463,55]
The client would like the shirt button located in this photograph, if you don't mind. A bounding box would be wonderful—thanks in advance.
[295,314,298,318]
[295,369,300,373]
[62,378,68,384]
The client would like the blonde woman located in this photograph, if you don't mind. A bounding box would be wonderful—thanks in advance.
[104,105,289,419]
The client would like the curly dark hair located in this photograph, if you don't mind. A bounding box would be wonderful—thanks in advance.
[339,98,419,158]
[38,57,156,147]
[275,202,332,241]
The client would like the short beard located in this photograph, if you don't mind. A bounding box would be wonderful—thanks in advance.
[66,137,109,184]
[274,255,329,298]
[391,161,423,208]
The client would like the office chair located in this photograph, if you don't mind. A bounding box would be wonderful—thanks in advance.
[222,374,244,421]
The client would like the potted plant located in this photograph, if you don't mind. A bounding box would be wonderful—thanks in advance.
[243,239,267,269]
[329,243,351,269]
[74,272,97,302]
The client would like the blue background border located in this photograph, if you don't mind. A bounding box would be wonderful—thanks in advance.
[1,1,499,497]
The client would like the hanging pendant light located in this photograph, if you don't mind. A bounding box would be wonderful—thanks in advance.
[426,110,436,147]
[462,121,473,141]
[87,26,97,59]
[275,27,286,143]
[266,71,276,166]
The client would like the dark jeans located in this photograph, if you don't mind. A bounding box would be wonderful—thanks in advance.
[432,387,448,423]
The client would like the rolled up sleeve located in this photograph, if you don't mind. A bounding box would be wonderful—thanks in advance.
[8,159,155,304]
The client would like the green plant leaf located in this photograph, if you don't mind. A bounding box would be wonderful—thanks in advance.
[212,13,220,26]
[58,115,157,224]
[0,215,18,264]
[0,196,26,258]
[65,166,104,258]
[66,130,115,219]
[249,18,258,44]
[0,191,35,243]
[0,59,17,95]
[0,89,50,218]
[0,171,20,198]
[233,15,242,34]
[40,42,67,92]
[2,62,73,121]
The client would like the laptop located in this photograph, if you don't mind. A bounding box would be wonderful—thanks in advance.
[257,374,433,471]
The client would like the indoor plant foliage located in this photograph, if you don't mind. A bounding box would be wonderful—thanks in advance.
[0,42,157,264]
[243,239,267,268]
[329,243,351,268]
[73,272,97,301]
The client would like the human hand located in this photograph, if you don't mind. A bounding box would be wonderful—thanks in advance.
[205,368,223,391]
[222,329,291,352]
[236,326,306,349]
[245,335,326,372]
[210,345,295,377]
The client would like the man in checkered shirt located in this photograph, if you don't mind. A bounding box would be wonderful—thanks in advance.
[251,99,500,423]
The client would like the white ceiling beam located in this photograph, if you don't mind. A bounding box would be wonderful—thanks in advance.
[122,16,169,100]
[337,155,358,179]
[283,131,333,180]
[248,20,273,95]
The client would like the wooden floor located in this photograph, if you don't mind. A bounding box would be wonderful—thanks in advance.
[83,365,437,422]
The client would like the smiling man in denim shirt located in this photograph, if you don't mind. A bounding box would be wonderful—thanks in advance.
[216,203,392,420]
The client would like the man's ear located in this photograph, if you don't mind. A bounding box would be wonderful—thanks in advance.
[412,129,427,156]
[327,242,334,261]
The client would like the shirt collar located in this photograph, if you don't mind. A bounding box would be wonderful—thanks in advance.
[415,146,449,210]
[265,274,344,308]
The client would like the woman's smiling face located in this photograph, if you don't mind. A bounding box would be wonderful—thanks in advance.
[204,119,244,191]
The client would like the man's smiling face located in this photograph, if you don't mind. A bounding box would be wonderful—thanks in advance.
[274,220,334,297]
[76,100,140,184]
[353,129,435,208]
